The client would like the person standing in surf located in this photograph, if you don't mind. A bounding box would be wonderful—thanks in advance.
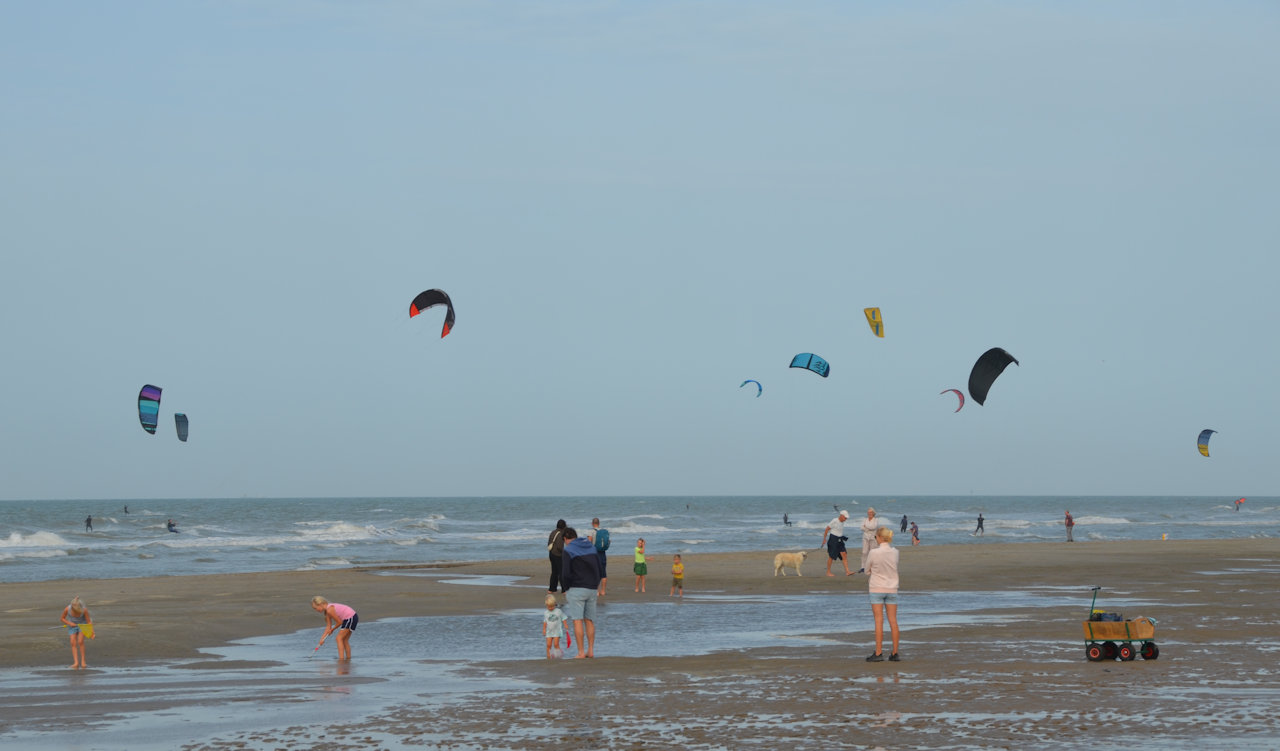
[974,513,984,536]
[864,527,901,662]
[561,527,602,658]
[1065,510,1075,543]
[60,596,94,669]
[311,596,358,660]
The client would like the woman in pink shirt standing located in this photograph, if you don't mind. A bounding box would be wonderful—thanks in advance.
[864,526,900,662]
[311,596,359,659]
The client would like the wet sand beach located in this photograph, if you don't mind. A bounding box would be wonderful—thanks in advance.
[3,539,1279,749]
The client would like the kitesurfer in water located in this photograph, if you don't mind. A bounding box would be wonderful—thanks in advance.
[974,514,985,536]
[783,513,792,527]
[84,515,92,532]
[166,519,178,533]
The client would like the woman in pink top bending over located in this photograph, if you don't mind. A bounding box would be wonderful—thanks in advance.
[864,526,901,662]
[311,596,359,659]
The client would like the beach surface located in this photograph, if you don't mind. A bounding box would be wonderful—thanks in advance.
[3,539,1279,749]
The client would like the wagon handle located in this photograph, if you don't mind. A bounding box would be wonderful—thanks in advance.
[1089,586,1101,616]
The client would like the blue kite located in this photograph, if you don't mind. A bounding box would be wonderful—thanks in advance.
[789,353,830,378]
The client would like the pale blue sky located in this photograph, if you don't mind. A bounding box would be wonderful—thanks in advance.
[2,2,1277,500]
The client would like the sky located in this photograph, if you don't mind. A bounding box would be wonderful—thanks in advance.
[2,1,1277,501]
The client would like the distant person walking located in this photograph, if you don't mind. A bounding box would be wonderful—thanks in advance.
[547,519,568,593]
[591,517,610,597]
[1064,510,1075,542]
[974,514,985,536]
[821,510,853,576]
[900,515,908,533]
[858,507,879,574]
[864,527,901,662]
[84,515,92,532]
[561,527,602,658]
[910,522,920,546]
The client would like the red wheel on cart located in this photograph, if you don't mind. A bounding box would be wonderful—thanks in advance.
[1140,641,1160,660]
[1117,643,1136,661]
[1102,642,1119,660]
[1086,643,1105,661]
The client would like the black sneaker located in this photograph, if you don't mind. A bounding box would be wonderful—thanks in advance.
[866,652,884,662]
[888,653,900,662]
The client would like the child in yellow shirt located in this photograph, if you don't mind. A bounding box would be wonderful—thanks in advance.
[670,554,684,598]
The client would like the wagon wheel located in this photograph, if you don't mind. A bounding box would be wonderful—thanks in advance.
[1086,643,1105,662]
[1140,641,1160,660]
[1117,643,1136,661]
[1102,642,1119,660]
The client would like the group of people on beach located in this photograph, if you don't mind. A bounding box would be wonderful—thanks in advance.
[819,507,902,661]
[541,517,686,659]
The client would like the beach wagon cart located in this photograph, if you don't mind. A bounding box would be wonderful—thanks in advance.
[1082,586,1159,661]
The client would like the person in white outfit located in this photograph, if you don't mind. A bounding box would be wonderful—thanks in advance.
[859,507,880,574]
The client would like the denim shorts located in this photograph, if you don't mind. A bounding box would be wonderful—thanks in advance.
[564,587,598,621]
[868,591,899,606]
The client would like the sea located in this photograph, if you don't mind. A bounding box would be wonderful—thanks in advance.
[2,495,1273,584]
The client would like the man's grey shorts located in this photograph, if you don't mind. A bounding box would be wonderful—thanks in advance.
[564,587,598,621]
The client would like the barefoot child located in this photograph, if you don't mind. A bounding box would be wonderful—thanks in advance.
[60,596,94,669]
[542,594,567,658]
[633,538,651,593]
[670,554,684,598]
[311,596,358,659]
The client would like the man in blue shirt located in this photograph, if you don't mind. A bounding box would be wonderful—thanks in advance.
[561,528,602,658]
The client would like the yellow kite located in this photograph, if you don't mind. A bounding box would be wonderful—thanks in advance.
[863,307,884,338]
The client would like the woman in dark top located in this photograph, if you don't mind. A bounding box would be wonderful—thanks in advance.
[547,519,568,593]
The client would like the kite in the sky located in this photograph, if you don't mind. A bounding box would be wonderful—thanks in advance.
[790,353,830,378]
[1197,429,1216,457]
[940,388,965,412]
[863,308,884,338]
[740,379,763,397]
[968,348,1018,405]
[175,413,189,442]
[409,289,456,338]
[138,385,162,435]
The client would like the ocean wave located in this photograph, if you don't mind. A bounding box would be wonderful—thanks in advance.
[1072,515,1132,526]
[610,521,673,534]
[0,548,69,561]
[307,557,353,567]
[295,522,383,540]
[1,531,72,549]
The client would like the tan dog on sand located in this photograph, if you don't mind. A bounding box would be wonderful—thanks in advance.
[773,551,808,576]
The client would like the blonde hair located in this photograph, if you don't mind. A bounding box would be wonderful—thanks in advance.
[876,527,894,543]
[68,596,85,615]
[310,596,329,608]
[544,594,558,608]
